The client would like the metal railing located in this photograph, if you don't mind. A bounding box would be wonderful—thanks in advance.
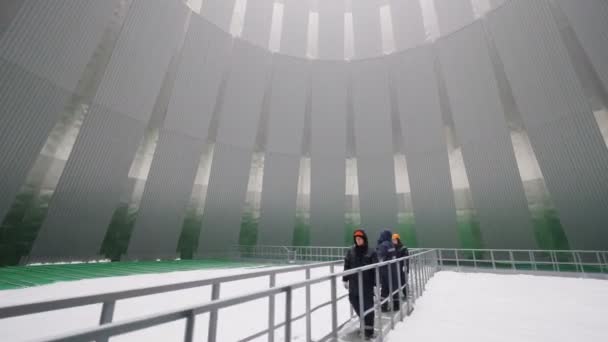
[0,250,438,342]
[232,245,423,263]
[435,248,608,275]
[0,259,338,339]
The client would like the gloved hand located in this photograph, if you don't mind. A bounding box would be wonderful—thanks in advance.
[343,281,349,290]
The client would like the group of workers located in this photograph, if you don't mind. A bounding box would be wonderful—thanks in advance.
[342,229,410,340]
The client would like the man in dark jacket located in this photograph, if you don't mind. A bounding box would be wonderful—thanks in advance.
[343,229,377,339]
[392,233,409,299]
[376,229,400,312]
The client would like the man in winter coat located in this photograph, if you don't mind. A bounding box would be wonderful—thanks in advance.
[343,229,378,339]
[376,230,400,311]
[392,233,409,299]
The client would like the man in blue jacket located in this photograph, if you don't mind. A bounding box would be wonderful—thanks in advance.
[376,230,400,312]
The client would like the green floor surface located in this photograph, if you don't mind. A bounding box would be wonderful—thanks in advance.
[0,259,261,291]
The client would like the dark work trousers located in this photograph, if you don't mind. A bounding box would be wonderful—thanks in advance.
[349,292,375,336]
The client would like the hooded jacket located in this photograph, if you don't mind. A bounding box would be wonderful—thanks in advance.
[342,229,378,295]
[376,230,400,293]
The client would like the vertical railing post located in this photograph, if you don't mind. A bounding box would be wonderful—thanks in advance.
[184,310,195,342]
[305,268,312,342]
[395,259,404,322]
[571,251,579,273]
[576,252,585,275]
[357,270,365,337]
[331,275,338,338]
[268,274,276,342]
[387,261,395,330]
[490,250,496,270]
[554,251,561,272]
[596,252,603,273]
[529,251,537,271]
[438,249,443,267]
[98,300,116,342]
[509,251,516,271]
[455,250,460,269]
[285,288,292,342]
[208,283,220,342]
[407,265,414,307]
[472,250,478,269]
[375,266,383,341]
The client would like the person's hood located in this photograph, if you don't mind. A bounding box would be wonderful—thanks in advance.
[353,229,369,247]
[378,230,393,244]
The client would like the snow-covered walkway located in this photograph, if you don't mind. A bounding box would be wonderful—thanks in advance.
[387,271,608,342]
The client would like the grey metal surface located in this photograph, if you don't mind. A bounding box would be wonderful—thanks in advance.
[437,22,536,248]
[214,40,271,148]
[433,0,475,36]
[389,0,426,51]
[257,153,301,245]
[264,56,309,155]
[350,58,398,239]
[0,61,70,225]
[310,61,349,245]
[280,0,310,57]
[241,0,274,49]
[318,0,345,60]
[352,0,383,59]
[162,16,233,140]
[197,144,254,255]
[197,40,270,254]
[257,56,309,245]
[0,0,115,92]
[486,0,608,250]
[201,0,237,31]
[0,0,23,37]
[29,106,145,259]
[126,130,203,258]
[92,0,188,122]
[556,0,608,94]
[390,47,459,248]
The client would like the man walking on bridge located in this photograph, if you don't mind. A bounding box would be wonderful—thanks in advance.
[343,229,378,340]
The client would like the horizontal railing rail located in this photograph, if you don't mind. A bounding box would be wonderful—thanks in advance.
[435,248,608,275]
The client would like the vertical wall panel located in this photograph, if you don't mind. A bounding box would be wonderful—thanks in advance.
[434,0,474,36]
[241,0,274,49]
[0,1,115,225]
[351,58,397,239]
[487,0,608,249]
[163,21,233,140]
[92,0,188,121]
[310,61,348,245]
[126,17,233,258]
[280,0,310,57]
[257,56,309,245]
[438,22,536,248]
[352,0,383,59]
[201,0,237,31]
[390,47,460,247]
[390,0,426,50]
[0,0,24,37]
[318,0,344,60]
[198,41,270,254]
[29,1,189,259]
[0,0,115,92]
[488,0,506,10]
[556,0,608,93]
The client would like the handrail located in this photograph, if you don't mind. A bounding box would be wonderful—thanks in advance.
[12,249,439,342]
[435,248,608,276]
[0,259,340,319]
